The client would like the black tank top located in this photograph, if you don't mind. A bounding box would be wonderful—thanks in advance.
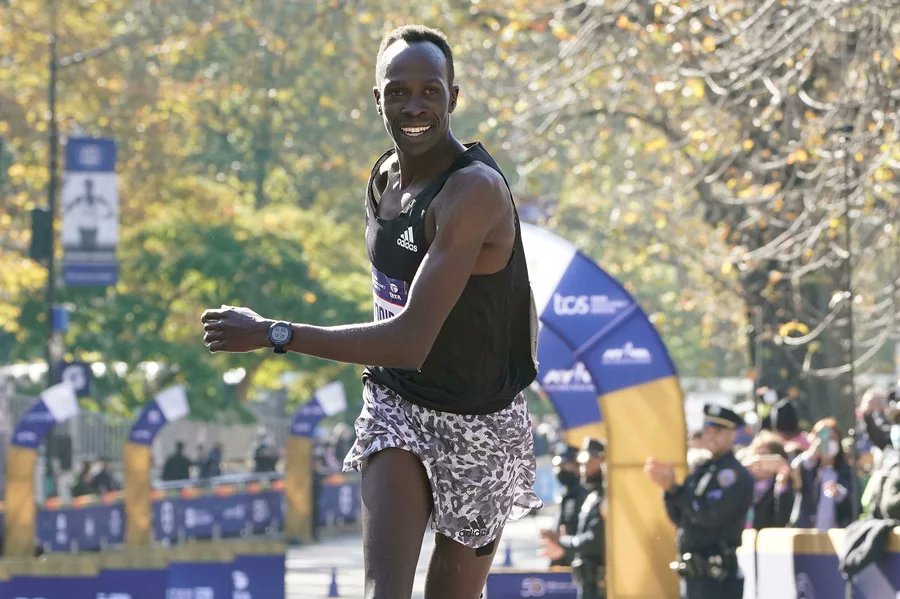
[363,142,537,414]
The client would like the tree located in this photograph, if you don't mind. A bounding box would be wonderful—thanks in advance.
[478,0,898,428]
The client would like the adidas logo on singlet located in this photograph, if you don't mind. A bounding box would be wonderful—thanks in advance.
[396,226,418,252]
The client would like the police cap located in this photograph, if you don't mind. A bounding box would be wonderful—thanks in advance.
[703,404,744,430]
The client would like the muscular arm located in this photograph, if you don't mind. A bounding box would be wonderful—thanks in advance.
[202,164,511,369]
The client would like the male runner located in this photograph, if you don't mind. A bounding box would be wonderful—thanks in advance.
[202,25,540,599]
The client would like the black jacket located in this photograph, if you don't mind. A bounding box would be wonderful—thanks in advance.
[665,451,754,554]
[559,487,605,565]
[750,476,794,529]
[552,483,588,567]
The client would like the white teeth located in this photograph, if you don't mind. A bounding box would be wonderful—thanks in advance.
[401,126,430,136]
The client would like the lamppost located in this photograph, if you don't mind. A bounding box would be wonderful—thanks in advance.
[45,20,60,388]
[837,124,856,412]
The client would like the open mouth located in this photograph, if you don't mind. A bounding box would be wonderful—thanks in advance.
[400,125,432,138]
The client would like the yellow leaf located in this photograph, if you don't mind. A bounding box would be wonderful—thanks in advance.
[786,148,808,164]
[644,138,667,152]
[702,36,716,52]
[721,261,733,275]
[622,211,639,225]
[742,139,754,151]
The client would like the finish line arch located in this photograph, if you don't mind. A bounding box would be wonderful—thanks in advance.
[522,223,687,599]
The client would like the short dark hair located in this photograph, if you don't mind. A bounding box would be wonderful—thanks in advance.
[376,25,454,85]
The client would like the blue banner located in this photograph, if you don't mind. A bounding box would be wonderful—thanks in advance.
[130,386,189,445]
[153,498,182,544]
[97,568,168,599]
[537,328,600,430]
[12,382,79,448]
[290,397,326,437]
[249,491,284,535]
[166,561,232,599]
[484,571,578,598]
[232,553,286,599]
[12,400,57,449]
[315,480,359,527]
[290,382,346,437]
[7,576,96,599]
[129,402,168,444]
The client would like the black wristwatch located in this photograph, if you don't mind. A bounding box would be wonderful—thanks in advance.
[267,321,293,354]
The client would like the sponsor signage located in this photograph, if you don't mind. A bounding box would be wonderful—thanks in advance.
[484,571,578,598]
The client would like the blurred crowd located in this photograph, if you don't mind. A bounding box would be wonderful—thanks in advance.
[536,382,900,598]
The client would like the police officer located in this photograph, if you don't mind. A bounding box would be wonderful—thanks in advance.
[547,443,588,567]
[540,437,606,599]
[644,405,753,599]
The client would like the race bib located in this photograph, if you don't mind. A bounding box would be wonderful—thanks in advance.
[371,267,409,321]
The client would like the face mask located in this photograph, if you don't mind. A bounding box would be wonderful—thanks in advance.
[891,425,900,450]
[556,470,579,488]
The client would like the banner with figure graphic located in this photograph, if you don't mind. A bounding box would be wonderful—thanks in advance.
[61,137,118,286]
[521,223,686,599]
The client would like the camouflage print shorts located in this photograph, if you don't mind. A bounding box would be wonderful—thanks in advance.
[343,380,543,549]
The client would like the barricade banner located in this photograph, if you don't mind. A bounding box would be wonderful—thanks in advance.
[755,528,900,599]
[97,547,168,599]
[152,497,182,544]
[4,554,98,599]
[315,476,359,527]
[231,540,288,599]
[484,570,578,598]
[166,543,235,599]
[248,489,283,535]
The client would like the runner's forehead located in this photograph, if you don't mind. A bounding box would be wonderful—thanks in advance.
[380,41,449,85]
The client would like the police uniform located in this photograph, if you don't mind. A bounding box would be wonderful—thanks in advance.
[665,405,753,599]
[559,438,606,599]
[551,444,588,567]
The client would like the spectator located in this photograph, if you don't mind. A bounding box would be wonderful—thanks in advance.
[863,408,900,519]
[42,457,58,499]
[789,418,857,529]
[200,442,223,479]
[544,443,587,568]
[71,461,94,497]
[859,386,893,450]
[161,441,192,481]
[540,438,606,599]
[531,414,549,458]
[253,430,278,473]
[90,456,119,494]
[331,422,355,462]
[770,398,810,451]
[741,432,795,529]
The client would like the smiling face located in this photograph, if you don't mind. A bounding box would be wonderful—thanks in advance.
[373,40,459,156]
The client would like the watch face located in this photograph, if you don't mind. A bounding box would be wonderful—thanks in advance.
[270,323,291,345]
